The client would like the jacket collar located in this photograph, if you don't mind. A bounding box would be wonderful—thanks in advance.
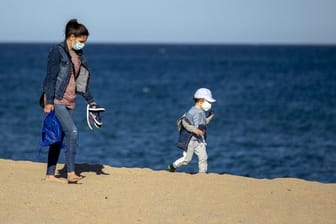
[59,40,84,57]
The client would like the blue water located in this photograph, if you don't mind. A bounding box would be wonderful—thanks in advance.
[0,43,335,183]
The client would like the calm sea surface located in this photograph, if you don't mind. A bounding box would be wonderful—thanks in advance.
[0,43,335,183]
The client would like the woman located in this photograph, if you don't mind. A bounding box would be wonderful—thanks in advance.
[42,19,99,184]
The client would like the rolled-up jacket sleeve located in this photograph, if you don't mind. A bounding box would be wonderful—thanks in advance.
[182,118,197,133]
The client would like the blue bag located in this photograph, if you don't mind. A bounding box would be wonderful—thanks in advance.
[40,110,63,147]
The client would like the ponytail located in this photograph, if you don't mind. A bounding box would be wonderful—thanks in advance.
[65,19,89,38]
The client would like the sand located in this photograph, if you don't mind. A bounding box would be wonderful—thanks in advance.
[0,159,335,224]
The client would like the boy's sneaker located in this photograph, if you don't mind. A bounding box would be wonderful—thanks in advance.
[168,164,176,172]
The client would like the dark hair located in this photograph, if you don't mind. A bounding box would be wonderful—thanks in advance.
[193,98,203,103]
[65,19,89,38]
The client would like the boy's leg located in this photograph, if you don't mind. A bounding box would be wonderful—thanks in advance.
[173,140,197,168]
[195,142,208,173]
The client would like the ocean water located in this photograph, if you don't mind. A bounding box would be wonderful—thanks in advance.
[0,43,335,183]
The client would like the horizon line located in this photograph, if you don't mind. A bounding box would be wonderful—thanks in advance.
[0,41,336,47]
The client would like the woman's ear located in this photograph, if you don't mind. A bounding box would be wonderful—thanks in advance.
[69,34,75,40]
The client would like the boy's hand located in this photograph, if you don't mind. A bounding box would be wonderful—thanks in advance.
[207,110,214,118]
[208,113,214,118]
[193,129,203,136]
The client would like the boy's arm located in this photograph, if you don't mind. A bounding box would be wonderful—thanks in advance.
[206,111,215,124]
[185,113,204,136]
[206,114,214,124]
[182,119,196,132]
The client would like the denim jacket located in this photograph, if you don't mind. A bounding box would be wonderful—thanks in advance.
[42,41,94,105]
[176,107,208,151]
[176,117,207,151]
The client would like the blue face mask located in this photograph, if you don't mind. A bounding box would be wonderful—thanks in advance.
[72,41,85,50]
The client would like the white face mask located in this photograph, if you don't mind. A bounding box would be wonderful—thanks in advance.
[72,41,85,50]
[201,101,212,111]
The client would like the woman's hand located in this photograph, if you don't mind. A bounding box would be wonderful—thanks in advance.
[44,104,54,113]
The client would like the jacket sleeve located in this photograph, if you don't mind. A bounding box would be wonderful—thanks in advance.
[182,118,197,133]
[80,87,95,104]
[43,47,61,105]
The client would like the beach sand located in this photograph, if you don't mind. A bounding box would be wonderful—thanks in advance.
[0,159,335,224]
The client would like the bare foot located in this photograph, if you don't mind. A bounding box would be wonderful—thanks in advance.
[67,172,83,183]
[44,175,66,184]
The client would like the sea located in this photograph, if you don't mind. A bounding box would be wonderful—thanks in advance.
[0,43,335,183]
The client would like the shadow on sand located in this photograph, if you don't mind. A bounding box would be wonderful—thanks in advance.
[57,163,110,178]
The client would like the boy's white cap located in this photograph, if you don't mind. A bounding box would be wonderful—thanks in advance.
[194,88,216,102]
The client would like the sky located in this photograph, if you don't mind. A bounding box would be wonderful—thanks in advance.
[0,0,335,44]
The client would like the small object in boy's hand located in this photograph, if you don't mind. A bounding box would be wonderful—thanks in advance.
[207,110,214,118]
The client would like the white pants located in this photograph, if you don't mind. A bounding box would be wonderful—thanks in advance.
[173,140,208,173]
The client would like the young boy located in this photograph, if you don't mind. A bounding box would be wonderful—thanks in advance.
[168,88,216,173]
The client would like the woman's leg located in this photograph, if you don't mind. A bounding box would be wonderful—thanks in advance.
[46,141,62,176]
[54,104,79,179]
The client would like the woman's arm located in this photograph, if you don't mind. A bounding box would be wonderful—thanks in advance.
[43,47,61,105]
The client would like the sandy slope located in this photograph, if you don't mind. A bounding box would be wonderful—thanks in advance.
[0,159,335,224]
